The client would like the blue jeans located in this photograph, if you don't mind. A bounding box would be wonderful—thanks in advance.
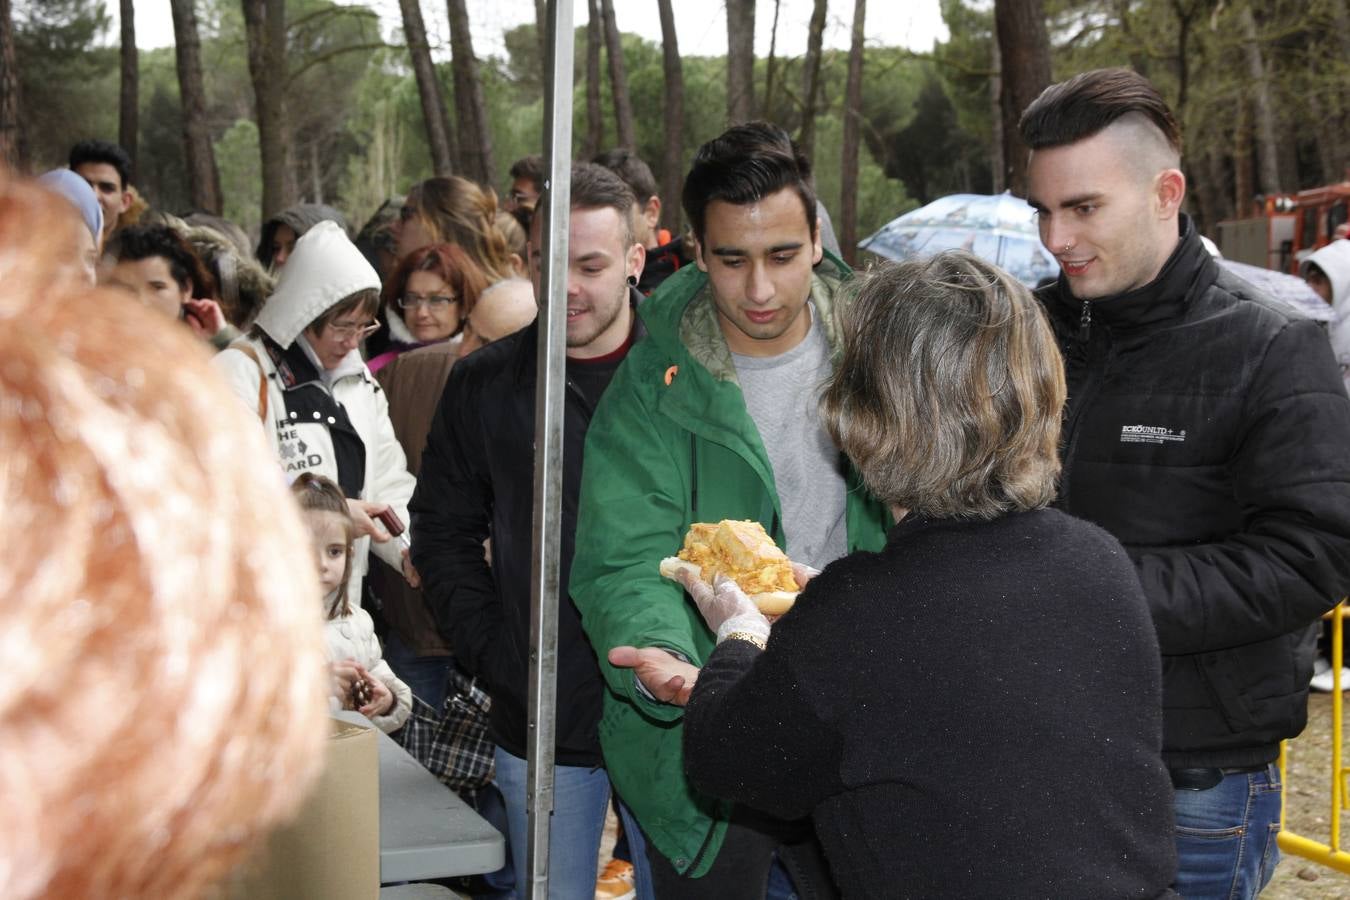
[1173,764,1282,899]
[382,631,453,711]
[616,800,655,900]
[493,746,610,900]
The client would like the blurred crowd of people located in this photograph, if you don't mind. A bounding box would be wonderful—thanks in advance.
[10,63,1350,900]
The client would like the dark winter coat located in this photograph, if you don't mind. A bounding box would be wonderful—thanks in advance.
[410,299,642,766]
[684,509,1179,899]
[369,339,459,658]
[1038,216,1350,768]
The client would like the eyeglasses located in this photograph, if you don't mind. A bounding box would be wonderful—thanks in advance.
[397,292,459,310]
[326,318,381,341]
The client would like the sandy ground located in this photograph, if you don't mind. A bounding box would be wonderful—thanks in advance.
[1260,692,1350,898]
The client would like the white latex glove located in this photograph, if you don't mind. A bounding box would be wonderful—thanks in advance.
[790,561,820,590]
[675,567,770,645]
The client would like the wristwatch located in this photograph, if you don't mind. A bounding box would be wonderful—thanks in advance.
[721,630,767,650]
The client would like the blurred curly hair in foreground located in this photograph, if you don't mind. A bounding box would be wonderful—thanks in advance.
[0,172,330,899]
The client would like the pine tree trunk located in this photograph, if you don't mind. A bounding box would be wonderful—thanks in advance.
[1310,92,1338,186]
[726,0,755,124]
[243,0,296,219]
[989,21,1004,193]
[839,0,865,266]
[1234,97,1254,218]
[1330,0,1350,180]
[310,139,323,203]
[399,0,455,176]
[0,0,18,170]
[763,0,781,117]
[1239,5,1281,194]
[119,0,138,174]
[600,0,635,150]
[995,0,1051,197]
[1198,144,1233,235]
[447,0,495,186]
[534,0,549,148]
[656,0,684,232]
[170,0,222,213]
[585,0,603,157]
[0,0,17,170]
[534,0,549,78]
[798,0,827,160]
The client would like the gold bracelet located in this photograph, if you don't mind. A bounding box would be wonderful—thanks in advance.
[721,630,767,650]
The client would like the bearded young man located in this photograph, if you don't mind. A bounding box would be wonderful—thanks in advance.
[570,122,890,898]
[1023,68,1350,898]
[410,163,645,900]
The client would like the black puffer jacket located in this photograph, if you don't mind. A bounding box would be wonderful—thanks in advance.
[411,304,642,767]
[1038,216,1350,768]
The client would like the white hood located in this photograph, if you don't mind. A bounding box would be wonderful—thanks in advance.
[1303,241,1350,311]
[1302,241,1350,374]
[254,220,381,348]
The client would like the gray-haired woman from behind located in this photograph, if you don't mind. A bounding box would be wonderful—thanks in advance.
[676,251,1180,898]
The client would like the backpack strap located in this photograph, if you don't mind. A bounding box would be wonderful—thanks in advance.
[232,345,270,424]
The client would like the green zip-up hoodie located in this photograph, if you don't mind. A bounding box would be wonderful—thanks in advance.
[571,250,890,877]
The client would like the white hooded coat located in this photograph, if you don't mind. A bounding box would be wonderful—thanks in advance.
[214,221,416,607]
[1302,240,1350,393]
[325,603,413,733]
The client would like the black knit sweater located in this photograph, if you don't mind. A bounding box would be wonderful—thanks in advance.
[684,508,1178,899]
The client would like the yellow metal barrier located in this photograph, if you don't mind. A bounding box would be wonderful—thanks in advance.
[1278,601,1350,874]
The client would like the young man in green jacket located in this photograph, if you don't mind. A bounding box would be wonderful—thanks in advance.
[571,122,890,897]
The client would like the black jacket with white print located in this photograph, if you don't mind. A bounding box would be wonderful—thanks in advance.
[1037,215,1350,768]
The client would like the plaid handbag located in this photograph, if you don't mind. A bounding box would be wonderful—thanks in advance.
[394,668,495,793]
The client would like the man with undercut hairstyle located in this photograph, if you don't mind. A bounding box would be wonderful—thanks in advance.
[571,122,889,897]
[1022,67,1350,897]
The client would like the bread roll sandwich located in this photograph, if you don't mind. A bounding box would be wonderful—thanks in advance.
[659,519,799,615]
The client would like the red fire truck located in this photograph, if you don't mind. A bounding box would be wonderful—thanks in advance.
[1217,178,1350,273]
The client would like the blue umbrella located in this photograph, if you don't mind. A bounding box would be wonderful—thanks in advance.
[859,192,1059,287]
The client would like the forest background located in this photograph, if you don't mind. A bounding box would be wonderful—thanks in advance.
[2,0,1347,261]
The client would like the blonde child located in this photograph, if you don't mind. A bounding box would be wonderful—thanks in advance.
[293,473,412,733]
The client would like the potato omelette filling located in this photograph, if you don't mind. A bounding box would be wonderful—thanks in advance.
[677,520,798,595]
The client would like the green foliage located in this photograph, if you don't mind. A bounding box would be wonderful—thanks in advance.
[12,0,117,170]
[141,80,189,211]
[136,47,187,210]
[811,112,915,244]
[216,118,262,235]
[933,0,996,147]
[4,1,942,244]
[338,49,415,229]
[887,70,992,204]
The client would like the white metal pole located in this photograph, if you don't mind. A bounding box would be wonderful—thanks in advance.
[526,1,574,897]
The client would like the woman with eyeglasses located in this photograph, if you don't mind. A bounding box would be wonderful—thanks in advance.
[367,243,489,375]
[364,243,489,708]
[215,220,420,611]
